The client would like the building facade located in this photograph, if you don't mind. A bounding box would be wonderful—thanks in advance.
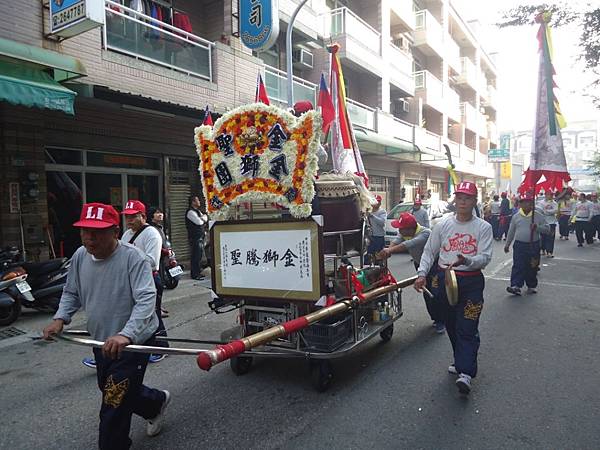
[508,120,599,193]
[0,0,497,261]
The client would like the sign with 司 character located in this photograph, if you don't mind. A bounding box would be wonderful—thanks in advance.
[239,0,279,50]
[211,219,324,301]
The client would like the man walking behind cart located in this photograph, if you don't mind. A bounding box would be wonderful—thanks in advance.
[377,212,445,334]
[42,203,171,450]
[414,182,493,395]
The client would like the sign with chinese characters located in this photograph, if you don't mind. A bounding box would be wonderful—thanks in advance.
[500,161,512,179]
[49,0,104,38]
[211,219,324,301]
[194,103,322,220]
[239,0,279,50]
[9,182,20,214]
[489,134,511,162]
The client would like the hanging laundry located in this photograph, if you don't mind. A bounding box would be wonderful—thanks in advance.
[173,11,193,34]
[129,0,145,15]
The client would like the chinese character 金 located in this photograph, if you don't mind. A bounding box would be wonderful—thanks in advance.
[246,248,260,266]
[215,161,233,187]
[269,154,289,181]
[240,153,260,178]
[262,249,279,267]
[249,0,262,28]
[215,133,235,157]
[231,249,242,266]
[282,248,298,267]
[267,123,288,151]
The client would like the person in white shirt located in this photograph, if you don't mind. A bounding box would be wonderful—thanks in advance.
[489,194,501,240]
[414,181,493,395]
[121,200,168,363]
[366,195,387,263]
[411,198,430,228]
[590,193,600,240]
[186,196,208,280]
[557,191,574,240]
[537,191,558,257]
[570,193,593,246]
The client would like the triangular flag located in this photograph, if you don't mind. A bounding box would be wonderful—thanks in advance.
[202,105,213,126]
[255,73,270,105]
[317,73,335,135]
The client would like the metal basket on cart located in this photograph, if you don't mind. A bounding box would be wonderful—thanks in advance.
[302,313,353,352]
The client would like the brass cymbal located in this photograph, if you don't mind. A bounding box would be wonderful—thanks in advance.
[445,268,459,306]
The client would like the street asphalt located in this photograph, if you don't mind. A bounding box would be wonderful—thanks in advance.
[1,237,599,449]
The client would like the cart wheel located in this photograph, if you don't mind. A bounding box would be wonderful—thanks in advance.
[380,323,394,342]
[310,360,333,392]
[230,356,253,376]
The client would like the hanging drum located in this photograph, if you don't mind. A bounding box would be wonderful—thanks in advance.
[314,178,363,255]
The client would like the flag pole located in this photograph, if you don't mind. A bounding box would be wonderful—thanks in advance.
[286,0,310,107]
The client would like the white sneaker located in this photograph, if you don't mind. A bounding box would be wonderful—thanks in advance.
[448,364,458,375]
[147,390,171,437]
[527,287,537,294]
[455,373,472,395]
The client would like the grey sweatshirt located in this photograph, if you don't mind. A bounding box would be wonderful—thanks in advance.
[369,208,387,237]
[392,226,430,264]
[505,209,550,245]
[412,208,430,228]
[53,242,158,344]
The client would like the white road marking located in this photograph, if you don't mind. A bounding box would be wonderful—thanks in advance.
[487,276,600,289]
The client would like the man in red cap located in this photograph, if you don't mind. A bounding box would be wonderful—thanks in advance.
[366,194,387,263]
[121,200,169,363]
[378,213,445,333]
[43,203,171,448]
[411,198,430,228]
[504,192,550,295]
[414,181,493,395]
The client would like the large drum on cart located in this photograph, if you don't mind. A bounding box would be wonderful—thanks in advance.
[314,178,363,256]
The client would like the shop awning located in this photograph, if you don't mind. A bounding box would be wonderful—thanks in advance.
[354,128,420,161]
[0,37,86,82]
[0,61,76,115]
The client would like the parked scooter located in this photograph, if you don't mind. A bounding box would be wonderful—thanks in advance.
[0,266,32,326]
[1,258,70,325]
[160,240,182,289]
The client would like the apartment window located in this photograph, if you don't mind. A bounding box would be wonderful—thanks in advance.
[580,135,595,145]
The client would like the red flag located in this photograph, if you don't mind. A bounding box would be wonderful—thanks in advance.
[255,73,270,105]
[317,74,335,134]
[202,105,213,126]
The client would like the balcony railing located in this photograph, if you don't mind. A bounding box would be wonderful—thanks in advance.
[460,102,478,131]
[264,66,317,106]
[389,43,414,88]
[414,70,443,101]
[445,86,461,119]
[329,7,381,54]
[445,35,461,72]
[347,98,376,131]
[458,57,477,89]
[104,0,213,81]
[414,10,443,55]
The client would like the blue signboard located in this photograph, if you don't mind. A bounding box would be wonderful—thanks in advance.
[50,0,87,32]
[240,0,279,51]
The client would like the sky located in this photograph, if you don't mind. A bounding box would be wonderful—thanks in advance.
[453,0,599,133]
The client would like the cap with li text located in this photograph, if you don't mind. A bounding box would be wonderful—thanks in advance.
[73,203,120,229]
[122,200,146,215]
[455,181,477,196]
[391,212,417,230]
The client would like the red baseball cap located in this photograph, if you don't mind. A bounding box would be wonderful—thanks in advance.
[414,198,422,206]
[73,203,120,229]
[293,101,313,115]
[455,181,477,196]
[391,212,417,230]
[374,194,382,203]
[122,200,146,215]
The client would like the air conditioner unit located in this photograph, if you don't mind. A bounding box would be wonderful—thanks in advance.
[393,35,411,52]
[293,48,314,69]
[401,99,410,112]
[393,99,410,115]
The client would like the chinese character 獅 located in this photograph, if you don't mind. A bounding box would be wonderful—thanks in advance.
[262,249,279,267]
[240,153,260,178]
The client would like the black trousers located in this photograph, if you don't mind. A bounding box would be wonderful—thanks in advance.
[153,272,169,348]
[93,345,165,450]
[190,237,204,278]
[575,221,593,244]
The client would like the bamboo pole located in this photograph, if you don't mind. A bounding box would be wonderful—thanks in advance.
[197,276,417,371]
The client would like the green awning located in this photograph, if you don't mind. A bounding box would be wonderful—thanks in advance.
[0,37,87,82]
[354,128,420,161]
[0,61,76,115]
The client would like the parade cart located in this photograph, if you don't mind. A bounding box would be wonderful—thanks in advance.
[59,102,417,391]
